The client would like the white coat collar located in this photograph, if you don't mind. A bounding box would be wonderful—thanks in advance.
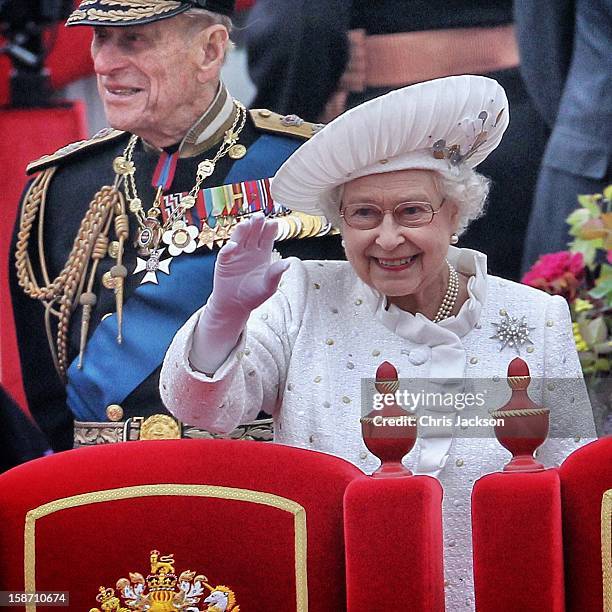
[358,247,488,476]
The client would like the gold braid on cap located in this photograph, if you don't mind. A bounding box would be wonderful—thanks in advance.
[66,0,183,24]
[14,169,124,381]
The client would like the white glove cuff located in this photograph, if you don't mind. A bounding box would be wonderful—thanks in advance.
[188,305,249,376]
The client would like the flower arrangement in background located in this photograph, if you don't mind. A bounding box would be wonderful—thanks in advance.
[522,186,612,435]
[522,186,612,375]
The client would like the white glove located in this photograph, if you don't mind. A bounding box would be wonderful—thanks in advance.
[189,214,290,374]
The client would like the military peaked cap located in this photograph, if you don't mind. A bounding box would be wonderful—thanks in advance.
[66,0,234,27]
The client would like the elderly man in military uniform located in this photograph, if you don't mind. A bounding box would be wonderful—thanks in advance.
[10,0,341,452]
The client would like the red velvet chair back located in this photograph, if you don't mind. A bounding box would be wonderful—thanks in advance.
[559,437,612,612]
[0,439,444,611]
[0,440,363,610]
[473,437,612,612]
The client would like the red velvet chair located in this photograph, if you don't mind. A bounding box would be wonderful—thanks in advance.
[472,468,565,612]
[472,437,612,612]
[0,440,444,611]
[559,437,612,612]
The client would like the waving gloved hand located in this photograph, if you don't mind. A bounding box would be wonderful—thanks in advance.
[190,214,290,374]
[207,213,290,318]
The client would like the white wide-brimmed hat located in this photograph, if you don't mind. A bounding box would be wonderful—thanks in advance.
[271,74,509,224]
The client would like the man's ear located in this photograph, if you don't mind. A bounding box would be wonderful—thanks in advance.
[194,24,229,84]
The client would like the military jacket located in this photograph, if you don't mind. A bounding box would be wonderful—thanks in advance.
[10,104,343,451]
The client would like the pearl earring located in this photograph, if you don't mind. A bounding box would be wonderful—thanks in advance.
[341,239,346,248]
[450,233,459,245]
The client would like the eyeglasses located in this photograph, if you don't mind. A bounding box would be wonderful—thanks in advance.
[340,200,444,230]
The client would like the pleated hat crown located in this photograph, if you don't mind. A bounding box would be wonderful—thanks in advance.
[271,75,509,224]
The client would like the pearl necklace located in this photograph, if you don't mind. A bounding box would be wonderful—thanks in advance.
[433,260,459,323]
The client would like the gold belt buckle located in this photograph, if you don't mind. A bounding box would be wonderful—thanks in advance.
[125,414,182,441]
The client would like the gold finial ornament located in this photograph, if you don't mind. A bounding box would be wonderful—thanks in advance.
[507,375,530,391]
[78,291,97,368]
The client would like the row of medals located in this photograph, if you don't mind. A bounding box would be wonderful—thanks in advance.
[123,200,336,285]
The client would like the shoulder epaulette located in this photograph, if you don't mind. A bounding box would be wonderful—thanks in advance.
[26,128,127,175]
[249,109,325,141]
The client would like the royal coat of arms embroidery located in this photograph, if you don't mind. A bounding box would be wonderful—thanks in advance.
[90,550,240,611]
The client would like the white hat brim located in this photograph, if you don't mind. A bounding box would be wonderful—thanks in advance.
[271,74,509,221]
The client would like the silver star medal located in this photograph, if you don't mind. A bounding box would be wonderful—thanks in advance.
[133,248,172,284]
[490,312,535,354]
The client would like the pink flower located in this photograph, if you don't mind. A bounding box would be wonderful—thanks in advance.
[522,251,585,301]
[522,251,584,283]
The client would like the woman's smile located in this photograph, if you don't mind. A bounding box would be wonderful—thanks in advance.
[340,170,458,315]
[373,254,420,271]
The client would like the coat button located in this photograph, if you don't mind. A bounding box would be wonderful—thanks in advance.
[106,404,124,421]
[408,347,431,365]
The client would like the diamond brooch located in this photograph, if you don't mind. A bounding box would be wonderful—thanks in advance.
[490,312,535,354]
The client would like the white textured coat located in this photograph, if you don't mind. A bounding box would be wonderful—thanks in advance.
[161,247,595,611]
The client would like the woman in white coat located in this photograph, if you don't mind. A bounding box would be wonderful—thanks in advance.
[160,75,596,610]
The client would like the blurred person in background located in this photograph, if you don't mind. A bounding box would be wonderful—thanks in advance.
[245,0,548,281]
[9,0,341,453]
[517,0,612,271]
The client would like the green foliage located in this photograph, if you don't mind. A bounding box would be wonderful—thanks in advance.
[566,186,612,373]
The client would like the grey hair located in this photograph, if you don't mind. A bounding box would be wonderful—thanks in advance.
[434,168,490,235]
[334,167,490,235]
[328,184,345,230]
[180,8,235,57]
[183,7,233,31]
